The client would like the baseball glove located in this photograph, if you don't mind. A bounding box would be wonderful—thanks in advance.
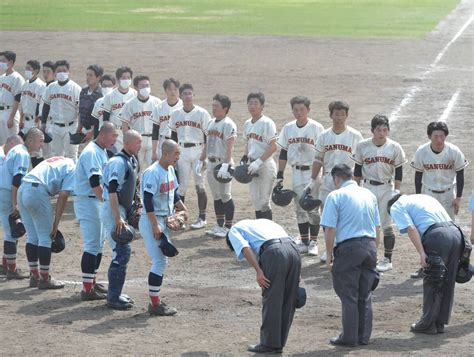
[127,205,141,229]
[166,211,188,231]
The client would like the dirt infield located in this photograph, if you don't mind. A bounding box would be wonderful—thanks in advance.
[1,1,473,355]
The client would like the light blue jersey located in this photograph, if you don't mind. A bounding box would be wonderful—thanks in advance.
[75,141,108,197]
[0,144,30,190]
[140,162,178,216]
[469,191,474,212]
[22,156,75,196]
[390,194,451,236]
[102,155,127,201]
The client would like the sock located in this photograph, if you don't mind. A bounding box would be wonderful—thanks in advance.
[310,224,320,241]
[81,252,97,293]
[4,241,17,272]
[26,243,39,279]
[223,199,235,228]
[384,234,395,262]
[197,188,207,221]
[214,200,224,226]
[260,210,272,220]
[255,210,262,219]
[148,272,163,306]
[38,246,51,281]
[94,253,103,284]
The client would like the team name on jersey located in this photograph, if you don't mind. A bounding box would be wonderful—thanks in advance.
[160,180,176,193]
[288,137,315,145]
[208,129,224,140]
[423,163,454,170]
[132,110,152,119]
[325,144,352,153]
[1,83,12,92]
[50,93,73,101]
[159,115,170,124]
[247,133,263,142]
[22,90,36,99]
[112,103,124,111]
[364,156,395,165]
[175,120,202,129]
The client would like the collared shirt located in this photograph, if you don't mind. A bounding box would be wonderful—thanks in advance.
[0,144,30,190]
[228,219,289,261]
[140,162,178,216]
[390,194,452,236]
[321,180,380,244]
[75,141,108,197]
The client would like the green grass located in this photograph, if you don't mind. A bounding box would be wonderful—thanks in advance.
[0,0,459,38]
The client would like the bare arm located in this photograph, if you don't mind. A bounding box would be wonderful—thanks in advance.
[324,227,336,271]
[109,191,126,234]
[241,247,270,289]
[259,139,277,161]
[199,143,207,161]
[122,122,129,134]
[51,191,70,237]
[375,226,381,248]
[407,225,428,268]
[92,185,103,201]
[11,186,19,214]
[311,159,323,180]
[224,136,236,163]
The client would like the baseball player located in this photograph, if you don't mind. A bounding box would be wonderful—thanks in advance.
[351,114,406,272]
[90,75,116,138]
[101,66,137,153]
[0,51,25,146]
[39,61,57,160]
[19,60,46,167]
[18,156,75,289]
[74,122,118,301]
[0,130,44,279]
[241,92,277,220]
[304,100,363,262]
[119,75,161,171]
[277,96,324,255]
[41,60,81,161]
[169,83,211,229]
[151,78,183,161]
[139,139,187,316]
[204,94,237,238]
[101,130,142,310]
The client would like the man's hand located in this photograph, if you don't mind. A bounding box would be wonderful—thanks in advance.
[304,179,315,194]
[115,218,126,235]
[256,268,270,289]
[419,251,428,268]
[326,254,333,271]
[152,224,162,241]
[452,197,461,215]
[50,224,58,241]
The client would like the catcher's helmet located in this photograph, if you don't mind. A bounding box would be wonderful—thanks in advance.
[213,163,234,183]
[8,213,26,239]
[272,185,296,207]
[456,261,473,284]
[41,130,53,144]
[51,230,66,253]
[111,224,136,245]
[160,233,179,257]
[295,286,307,309]
[69,132,86,145]
[233,164,257,184]
[299,192,322,211]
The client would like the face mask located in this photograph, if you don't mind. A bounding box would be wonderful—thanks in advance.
[0,62,7,72]
[139,87,151,98]
[102,87,113,96]
[119,79,131,89]
[24,70,33,80]
[56,72,69,82]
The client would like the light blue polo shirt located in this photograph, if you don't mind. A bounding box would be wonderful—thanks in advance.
[320,180,380,244]
[102,155,128,201]
[390,194,451,236]
[228,219,290,261]
[469,191,474,212]
[0,144,30,190]
[75,141,108,197]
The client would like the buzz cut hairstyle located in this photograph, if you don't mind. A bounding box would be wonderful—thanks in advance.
[26,60,41,72]
[133,75,150,88]
[328,100,349,115]
[87,64,104,78]
[331,163,353,180]
[55,60,70,70]
[179,83,194,95]
[247,92,265,105]
[115,66,133,80]
[100,74,116,85]
[371,114,390,131]
[290,96,310,109]
[42,61,56,72]
[427,121,449,137]
[163,78,180,90]
[213,94,231,114]
[0,51,16,64]
[225,233,235,252]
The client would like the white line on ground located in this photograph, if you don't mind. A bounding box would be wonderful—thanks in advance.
[439,90,461,122]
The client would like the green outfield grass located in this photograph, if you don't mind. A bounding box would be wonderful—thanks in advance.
[0,0,459,38]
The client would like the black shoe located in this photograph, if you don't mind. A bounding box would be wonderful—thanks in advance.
[329,337,358,347]
[247,344,282,354]
[148,302,177,316]
[410,268,423,279]
[38,276,65,290]
[410,321,437,335]
[81,289,107,301]
[436,323,445,334]
[119,294,135,305]
[6,268,29,280]
[107,299,133,310]
[93,283,108,294]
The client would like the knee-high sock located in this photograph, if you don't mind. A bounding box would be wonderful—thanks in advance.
[26,243,39,279]
[310,224,320,242]
[298,223,310,245]
[4,241,17,273]
[214,199,224,226]
[384,234,395,261]
[81,252,96,293]
[197,188,207,221]
[38,246,52,281]
[148,272,163,306]
[223,199,235,228]
[260,209,272,220]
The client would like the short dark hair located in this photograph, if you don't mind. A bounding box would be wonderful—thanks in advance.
[55,60,70,70]
[290,96,310,109]
[26,60,41,72]
[100,74,115,85]
[0,51,16,64]
[328,100,349,115]
[427,121,449,137]
[213,94,231,114]
[87,64,104,78]
[331,164,353,180]
[42,61,56,72]
[163,78,180,90]
[133,75,150,88]
[179,83,194,95]
[371,114,390,131]
[387,193,402,215]
[247,92,265,105]
[225,233,235,252]
[115,66,133,80]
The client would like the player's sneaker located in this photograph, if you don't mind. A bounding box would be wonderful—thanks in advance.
[214,226,229,239]
[38,276,65,290]
[298,242,309,254]
[6,268,29,280]
[320,251,327,263]
[148,301,177,316]
[190,218,206,230]
[376,257,393,272]
[29,276,39,288]
[94,283,108,294]
[205,225,220,236]
[308,241,319,256]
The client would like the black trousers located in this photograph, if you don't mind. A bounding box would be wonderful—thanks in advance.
[421,224,463,325]
[259,240,301,349]
[332,237,378,345]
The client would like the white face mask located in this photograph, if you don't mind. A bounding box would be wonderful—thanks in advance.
[0,62,7,72]
[102,87,113,96]
[119,79,131,89]
[139,87,151,98]
[56,72,69,82]
[24,70,33,80]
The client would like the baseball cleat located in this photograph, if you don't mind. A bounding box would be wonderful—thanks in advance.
[213,226,229,239]
[376,257,393,272]
[190,218,206,230]
[6,268,29,280]
[298,243,309,254]
[148,302,177,316]
[107,299,133,310]
[29,276,39,288]
[320,251,327,263]
[38,276,65,290]
[81,289,107,301]
[308,241,319,256]
[205,225,220,236]
[93,283,108,294]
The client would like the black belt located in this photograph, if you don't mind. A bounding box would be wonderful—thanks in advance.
[208,157,222,163]
[88,195,97,199]
[429,188,450,194]
[422,221,455,239]
[365,179,391,186]
[259,237,292,255]
[294,165,310,171]
[53,121,75,127]
[0,105,11,110]
[181,142,200,148]
[141,134,152,137]
[30,182,39,187]
[336,236,375,247]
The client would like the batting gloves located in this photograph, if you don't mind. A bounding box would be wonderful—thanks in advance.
[217,163,232,179]
[247,159,263,175]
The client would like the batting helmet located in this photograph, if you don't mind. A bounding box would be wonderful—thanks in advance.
[51,230,66,253]
[111,223,136,245]
[233,164,258,184]
[456,261,473,284]
[8,213,26,239]
[295,286,307,309]
[272,185,296,207]
[160,232,179,257]
[69,132,86,145]
[213,163,234,183]
[299,192,322,211]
